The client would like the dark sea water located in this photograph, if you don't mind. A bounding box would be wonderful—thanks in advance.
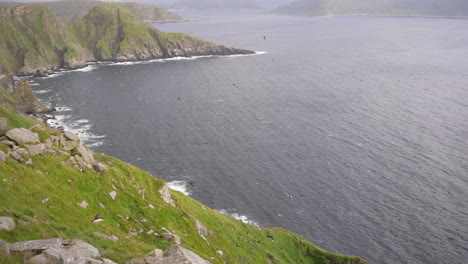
[31,12,468,264]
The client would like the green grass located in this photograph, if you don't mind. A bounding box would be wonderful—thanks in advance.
[0,107,366,264]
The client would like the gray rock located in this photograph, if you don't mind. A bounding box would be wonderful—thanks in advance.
[8,151,24,163]
[0,239,9,257]
[42,239,101,263]
[27,143,46,156]
[25,254,48,264]
[0,150,5,162]
[5,128,40,145]
[131,245,211,264]
[0,216,15,231]
[0,139,16,147]
[73,143,94,164]
[162,231,181,245]
[0,117,7,136]
[9,238,63,253]
[159,184,176,207]
[147,249,164,258]
[216,250,223,257]
[109,191,117,201]
[61,132,80,151]
[102,259,118,264]
[16,148,30,157]
[93,162,107,173]
[30,124,46,132]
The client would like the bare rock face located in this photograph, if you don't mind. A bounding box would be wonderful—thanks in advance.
[61,131,81,151]
[8,80,50,114]
[42,239,100,262]
[5,128,40,145]
[159,184,176,207]
[73,143,95,165]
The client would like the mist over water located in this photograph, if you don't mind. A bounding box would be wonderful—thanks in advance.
[33,12,468,264]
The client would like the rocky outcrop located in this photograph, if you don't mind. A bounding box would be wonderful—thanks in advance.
[0,126,101,172]
[159,184,176,207]
[5,128,40,145]
[0,117,7,136]
[6,238,117,264]
[0,77,50,114]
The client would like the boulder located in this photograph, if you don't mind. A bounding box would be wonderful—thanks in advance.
[93,162,107,173]
[0,239,9,257]
[0,150,5,162]
[73,143,94,164]
[95,232,119,242]
[0,117,7,136]
[0,216,15,231]
[61,132,80,151]
[27,143,46,156]
[9,238,63,257]
[5,128,40,145]
[42,239,100,263]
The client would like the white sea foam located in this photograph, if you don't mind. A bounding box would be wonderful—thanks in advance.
[29,82,40,87]
[167,180,192,196]
[216,209,259,226]
[46,110,105,148]
[34,90,52,94]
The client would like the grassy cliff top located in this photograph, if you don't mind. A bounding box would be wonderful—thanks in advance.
[0,100,366,263]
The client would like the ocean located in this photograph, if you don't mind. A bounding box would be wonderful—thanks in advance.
[31,11,468,264]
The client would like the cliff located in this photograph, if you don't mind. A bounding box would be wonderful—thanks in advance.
[273,0,468,17]
[0,74,49,114]
[0,90,367,264]
[0,5,88,75]
[0,5,253,76]
[69,5,254,62]
[27,0,185,25]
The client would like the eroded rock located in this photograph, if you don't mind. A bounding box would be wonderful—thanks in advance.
[27,143,46,156]
[9,238,63,254]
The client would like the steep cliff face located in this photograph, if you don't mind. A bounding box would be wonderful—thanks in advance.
[0,5,88,76]
[28,0,185,25]
[70,6,254,62]
[0,5,253,76]
[0,74,49,114]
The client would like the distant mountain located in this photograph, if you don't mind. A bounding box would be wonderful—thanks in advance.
[0,0,185,24]
[273,0,468,17]
[172,0,258,10]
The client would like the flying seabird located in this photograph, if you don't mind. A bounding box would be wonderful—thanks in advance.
[91,214,104,223]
